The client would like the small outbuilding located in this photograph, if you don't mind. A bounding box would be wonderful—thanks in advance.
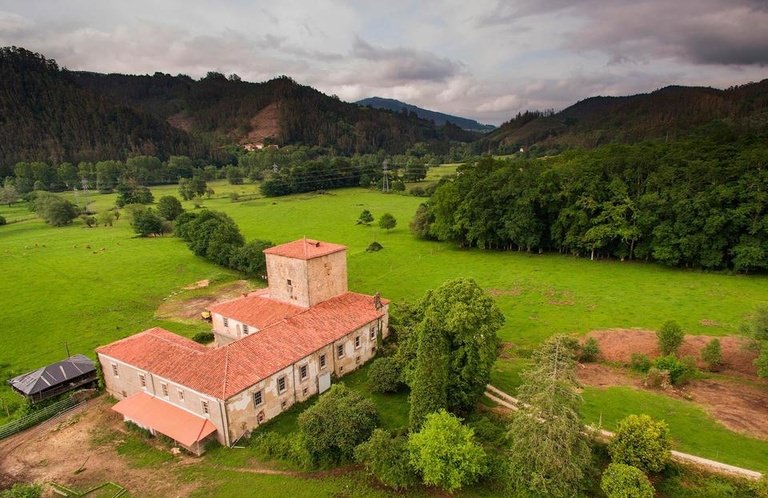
[7,354,98,403]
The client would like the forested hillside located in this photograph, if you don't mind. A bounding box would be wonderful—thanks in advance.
[0,47,210,176]
[357,96,495,132]
[416,129,768,272]
[69,71,472,155]
[483,82,768,152]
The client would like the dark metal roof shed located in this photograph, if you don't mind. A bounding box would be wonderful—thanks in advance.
[8,354,96,397]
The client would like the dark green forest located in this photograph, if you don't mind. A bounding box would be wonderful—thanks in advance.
[415,131,768,273]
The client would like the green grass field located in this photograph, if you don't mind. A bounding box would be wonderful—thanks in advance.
[2,180,768,489]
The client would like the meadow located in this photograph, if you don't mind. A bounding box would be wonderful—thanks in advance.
[1,174,768,480]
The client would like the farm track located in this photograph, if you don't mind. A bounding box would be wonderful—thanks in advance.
[484,384,764,480]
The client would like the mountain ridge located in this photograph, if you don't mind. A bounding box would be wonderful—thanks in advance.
[356,96,495,132]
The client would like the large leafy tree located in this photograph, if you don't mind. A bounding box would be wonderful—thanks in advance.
[408,410,486,492]
[507,334,592,498]
[407,279,504,429]
[156,195,184,221]
[298,384,378,465]
[608,414,671,473]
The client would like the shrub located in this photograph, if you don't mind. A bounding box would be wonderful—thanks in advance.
[630,353,651,373]
[357,209,374,225]
[379,213,397,231]
[600,463,654,498]
[408,410,487,492]
[652,355,696,385]
[251,432,312,469]
[608,414,671,473]
[0,483,43,498]
[156,195,184,220]
[366,241,383,252]
[354,429,418,490]
[192,332,214,344]
[701,338,723,371]
[229,239,274,277]
[579,337,600,362]
[644,367,670,389]
[410,186,427,197]
[80,215,97,227]
[657,320,684,356]
[131,208,164,237]
[34,192,79,226]
[368,357,402,393]
[0,215,6,226]
[298,384,379,465]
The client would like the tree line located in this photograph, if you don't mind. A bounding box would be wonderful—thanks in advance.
[413,137,768,272]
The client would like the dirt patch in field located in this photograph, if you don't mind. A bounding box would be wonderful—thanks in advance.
[584,328,760,378]
[0,398,199,496]
[156,280,256,321]
[576,329,768,439]
[488,287,523,297]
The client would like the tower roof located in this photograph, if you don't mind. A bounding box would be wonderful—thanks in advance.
[263,239,346,260]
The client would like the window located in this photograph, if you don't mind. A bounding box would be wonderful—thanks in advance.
[302,387,308,396]
[319,354,327,369]
[201,400,210,416]
[299,364,308,381]
[277,375,287,393]
[354,336,361,349]
[111,363,118,377]
[356,355,360,364]
[254,390,263,407]
[139,373,146,388]
[257,411,265,423]
[243,324,249,335]
[161,383,168,397]
[223,317,229,327]
[337,344,345,359]
[281,400,287,409]
[370,326,376,341]
[178,390,185,402]
[287,279,293,294]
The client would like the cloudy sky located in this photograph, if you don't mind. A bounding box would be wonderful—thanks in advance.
[1,0,767,124]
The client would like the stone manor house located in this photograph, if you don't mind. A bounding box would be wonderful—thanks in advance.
[97,238,389,455]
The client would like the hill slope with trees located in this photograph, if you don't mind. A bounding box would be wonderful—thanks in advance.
[483,81,768,153]
[0,47,210,176]
[356,97,495,132]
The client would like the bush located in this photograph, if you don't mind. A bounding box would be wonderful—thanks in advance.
[600,463,654,498]
[410,186,427,197]
[229,239,274,277]
[368,357,402,393]
[358,209,374,225]
[366,241,383,252]
[0,483,43,498]
[652,355,697,385]
[229,192,240,202]
[408,410,487,492]
[192,332,214,344]
[657,320,684,356]
[156,195,184,221]
[354,429,418,490]
[608,414,671,473]
[644,367,670,389]
[298,384,379,465]
[0,215,6,226]
[34,192,79,226]
[379,213,397,231]
[131,208,164,236]
[251,432,312,469]
[630,353,651,373]
[701,338,723,371]
[579,337,600,362]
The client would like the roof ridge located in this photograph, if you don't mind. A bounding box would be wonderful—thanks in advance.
[148,330,208,355]
[221,347,230,398]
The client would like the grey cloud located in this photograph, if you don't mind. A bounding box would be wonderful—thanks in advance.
[351,37,463,82]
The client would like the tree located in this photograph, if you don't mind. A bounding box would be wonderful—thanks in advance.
[409,321,449,430]
[34,192,78,226]
[156,195,184,221]
[0,215,6,226]
[115,179,153,207]
[298,384,379,465]
[175,210,244,266]
[379,213,397,231]
[579,337,601,362]
[229,239,274,277]
[0,179,19,206]
[507,335,592,498]
[657,320,684,356]
[408,410,486,492]
[97,210,115,227]
[131,209,163,237]
[701,338,722,371]
[410,203,433,239]
[608,414,671,473]
[358,209,374,225]
[354,429,418,490]
[600,463,654,498]
[368,357,402,393]
[178,176,207,200]
[226,166,244,185]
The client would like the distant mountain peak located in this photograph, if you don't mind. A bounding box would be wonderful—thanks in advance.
[356,97,495,132]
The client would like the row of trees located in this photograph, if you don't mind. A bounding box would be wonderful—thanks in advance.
[414,139,768,272]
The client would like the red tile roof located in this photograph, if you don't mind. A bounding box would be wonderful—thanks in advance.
[112,392,217,447]
[97,292,388,400]
[209,289,305,327]
[263,239,346,260]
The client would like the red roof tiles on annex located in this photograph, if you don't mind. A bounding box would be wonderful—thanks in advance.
[112,392,216,447]
[208,289,305,328]
[263,239,346,260]
[97,292,387,400]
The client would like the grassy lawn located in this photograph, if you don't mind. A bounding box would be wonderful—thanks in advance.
[2,181,768,472]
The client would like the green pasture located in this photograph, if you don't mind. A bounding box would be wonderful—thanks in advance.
[2,181,768,477]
